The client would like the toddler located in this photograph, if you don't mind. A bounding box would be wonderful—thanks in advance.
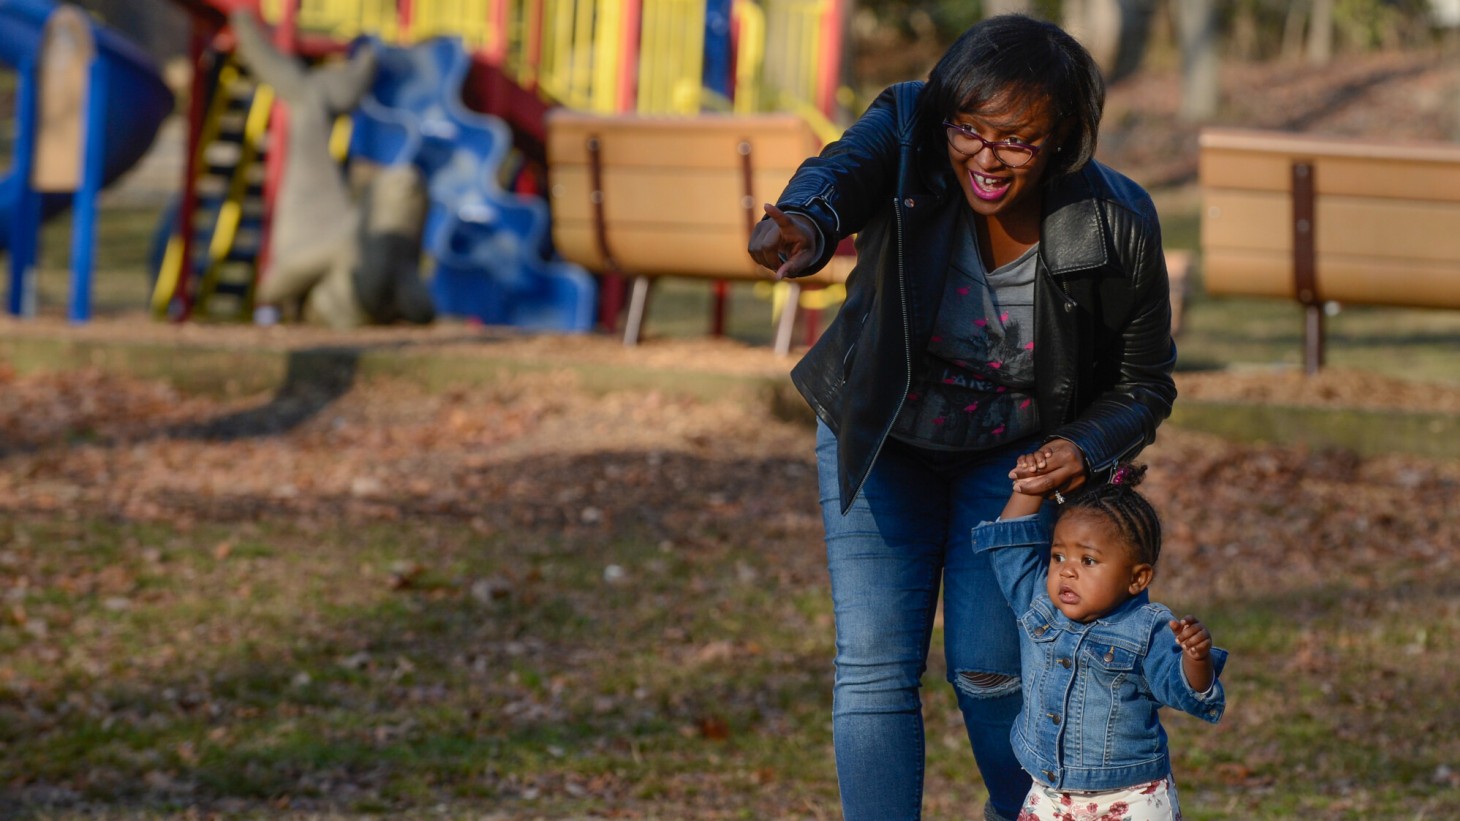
[973,459,1227,821]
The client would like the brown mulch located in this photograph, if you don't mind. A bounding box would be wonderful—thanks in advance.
[5,314,1460,414]
[1174,367,1460,415]
[0,340,1456,600]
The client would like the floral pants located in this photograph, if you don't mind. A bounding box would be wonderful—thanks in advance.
[1017,776,1182,821]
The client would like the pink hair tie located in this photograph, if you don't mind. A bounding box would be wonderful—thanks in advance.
[1111,466,1130,486]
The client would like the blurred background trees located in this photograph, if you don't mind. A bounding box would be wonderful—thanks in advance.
[847,0,1455,123]
[59,0,1460,132]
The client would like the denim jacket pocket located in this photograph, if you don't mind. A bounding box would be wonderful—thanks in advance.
[1081,641,1138,675]
[1020,610,1060,645]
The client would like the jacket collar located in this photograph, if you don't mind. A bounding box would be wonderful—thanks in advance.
[1039,163,1112,276]
[1031,588,1152,637]
[915,155,1114,277]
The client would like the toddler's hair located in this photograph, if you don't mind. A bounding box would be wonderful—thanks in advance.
[1061,463,1162,566]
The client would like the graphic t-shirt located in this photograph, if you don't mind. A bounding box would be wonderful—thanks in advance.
[891,211,1040,451]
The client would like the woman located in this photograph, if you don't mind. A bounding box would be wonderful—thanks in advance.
[747,15,1178,821]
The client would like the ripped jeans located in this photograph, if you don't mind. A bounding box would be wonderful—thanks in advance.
[817,421,1036,821]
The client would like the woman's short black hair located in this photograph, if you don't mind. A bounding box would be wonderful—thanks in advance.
[918,14,1105,182]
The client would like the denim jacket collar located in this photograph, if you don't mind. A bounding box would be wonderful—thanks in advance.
[1028,588,1152,639]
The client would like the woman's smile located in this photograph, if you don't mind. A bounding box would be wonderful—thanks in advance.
[967,169,1011,201]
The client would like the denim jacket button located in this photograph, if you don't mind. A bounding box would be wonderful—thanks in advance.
[1047,712,1061,725]
[1042,769,1056,782]
[1058,657,1071,668]
[1034,625,1049,637]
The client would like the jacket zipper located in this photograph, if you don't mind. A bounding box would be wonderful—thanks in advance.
[842,87,920,511]
[1052,268,1080,427]
[843,194,911,511]
[892,195,912,424]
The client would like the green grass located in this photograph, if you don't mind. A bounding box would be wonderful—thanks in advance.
[0,513,853,817]
[1175,294,1460,385]
[2,502,1457,819]
[1168,573,1460,820]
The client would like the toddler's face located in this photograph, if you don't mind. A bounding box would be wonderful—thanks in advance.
[1045,511,1152,623]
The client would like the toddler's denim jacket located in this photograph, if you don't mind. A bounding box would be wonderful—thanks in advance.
[971,516,1227,792]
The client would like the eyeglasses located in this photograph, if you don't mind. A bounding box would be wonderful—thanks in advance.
[941,121,1043,168]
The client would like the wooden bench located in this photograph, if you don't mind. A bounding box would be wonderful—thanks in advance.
[1199,127,1460,372]
[545,110,852,355]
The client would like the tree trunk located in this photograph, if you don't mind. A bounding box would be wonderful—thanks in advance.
[1062,0,1157,84]
[1448,26,1460,142]
[1307,0,1335,66]
[1175,0,1219,123]
[1281,0,1309,62]
[984,0,1036,17]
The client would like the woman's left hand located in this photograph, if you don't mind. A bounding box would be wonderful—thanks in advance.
[1009,438,1087,503]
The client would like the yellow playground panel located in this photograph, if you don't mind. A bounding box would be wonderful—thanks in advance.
[256,0,845,130]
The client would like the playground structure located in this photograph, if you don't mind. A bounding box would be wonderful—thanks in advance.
[141,0,851,338]
[0,0,175,322]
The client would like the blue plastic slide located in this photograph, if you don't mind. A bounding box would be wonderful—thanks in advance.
[349,35,596,333]
[0,0,174,252]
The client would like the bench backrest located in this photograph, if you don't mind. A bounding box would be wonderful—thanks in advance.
[1200,127,1460,309]
[546,111,836,282]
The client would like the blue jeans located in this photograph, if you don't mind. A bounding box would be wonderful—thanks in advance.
[817,421,1032,821]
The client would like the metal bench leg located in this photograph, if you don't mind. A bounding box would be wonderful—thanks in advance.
[623,276,652,346]
[773,280,801,357]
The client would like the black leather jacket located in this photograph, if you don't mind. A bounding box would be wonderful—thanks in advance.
[779,82,1177,512]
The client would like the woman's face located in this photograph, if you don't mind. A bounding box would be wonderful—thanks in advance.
[944,92,1060,226]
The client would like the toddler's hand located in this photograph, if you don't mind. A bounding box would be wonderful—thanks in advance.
[1169,616,1212,661]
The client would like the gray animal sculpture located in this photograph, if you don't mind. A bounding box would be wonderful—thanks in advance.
[231,10,434,327]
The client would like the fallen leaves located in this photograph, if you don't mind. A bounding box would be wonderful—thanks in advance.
[1,339,1457,818]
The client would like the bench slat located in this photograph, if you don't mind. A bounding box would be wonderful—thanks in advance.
[1201,127,1460,162]
[553,222,849,285]
[1205,190,1460,262]
[1201,147,1460,203]
[548,166,800,226]
[1204,249,1460,309]
[553,223,766,278]
[548,112,820,171]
